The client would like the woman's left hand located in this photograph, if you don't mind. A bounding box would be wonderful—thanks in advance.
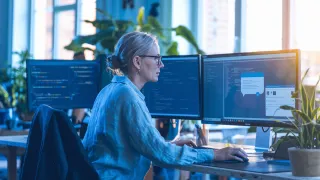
[171,139,197,147]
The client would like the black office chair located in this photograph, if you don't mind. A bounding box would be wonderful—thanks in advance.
[20,104,99,180]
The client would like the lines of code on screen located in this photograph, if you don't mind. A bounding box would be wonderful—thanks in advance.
[143,56,200,119]
[27,60,99,110]
[203,52,297,124]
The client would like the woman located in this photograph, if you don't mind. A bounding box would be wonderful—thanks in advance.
[82,32,247,179]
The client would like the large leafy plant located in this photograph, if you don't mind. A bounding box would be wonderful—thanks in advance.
[0,50,32,114]
[65,5,204,55]
[275,68,320,149]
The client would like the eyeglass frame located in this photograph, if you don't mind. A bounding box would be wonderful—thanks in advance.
[138,55,162,66]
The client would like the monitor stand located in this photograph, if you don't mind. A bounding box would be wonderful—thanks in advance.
[254,127,273,152]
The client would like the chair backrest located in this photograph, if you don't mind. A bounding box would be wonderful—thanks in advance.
[20,104,99,180]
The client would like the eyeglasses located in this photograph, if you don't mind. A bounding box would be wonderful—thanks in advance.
[139,55,162,66]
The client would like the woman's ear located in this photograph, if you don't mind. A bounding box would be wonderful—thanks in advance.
[132,56,142,70]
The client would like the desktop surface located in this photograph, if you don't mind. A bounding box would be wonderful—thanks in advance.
[194,142,292,173]
[197,160,292,173]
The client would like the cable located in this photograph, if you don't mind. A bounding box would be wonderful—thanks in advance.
[262,127,270,132]
[271,132,278,151]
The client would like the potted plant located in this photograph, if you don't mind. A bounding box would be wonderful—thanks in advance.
[0,50,33,122]
[65,4,204,57]
[278,68,320,177]
[64,3,205,103]
[0,85,11,125]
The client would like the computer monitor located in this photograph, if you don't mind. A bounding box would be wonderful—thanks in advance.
[27,59,100,111]
[201,49,300,127]
[143,55,202,119]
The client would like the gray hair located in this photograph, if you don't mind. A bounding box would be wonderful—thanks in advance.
[109,31,158,75]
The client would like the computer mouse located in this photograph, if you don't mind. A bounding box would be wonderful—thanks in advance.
[234,154,249,162]
[221,155,249,163]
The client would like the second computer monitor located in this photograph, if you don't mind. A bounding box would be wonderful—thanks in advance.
[202,50,300,127]
[143,55,202,119]
[27,60,100,111]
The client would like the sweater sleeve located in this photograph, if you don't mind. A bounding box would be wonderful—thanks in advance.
[123,100,214,166]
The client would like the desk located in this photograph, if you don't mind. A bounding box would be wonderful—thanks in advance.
[0,124,81,180]
[0,135,27,180]
[1,135,320,180]
[176,164,320,180]
[177,142,320,180]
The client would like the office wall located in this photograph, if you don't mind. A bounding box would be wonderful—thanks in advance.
[0,1,13,68]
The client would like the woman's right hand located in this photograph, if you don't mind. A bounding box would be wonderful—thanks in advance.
[213,147,248,162]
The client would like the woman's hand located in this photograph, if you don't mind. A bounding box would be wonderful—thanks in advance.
[213,147,248,162]
[171,139,197,147]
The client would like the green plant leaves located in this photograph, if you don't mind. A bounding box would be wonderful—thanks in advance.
[147,16,165,39]
[0,51,32,113]
[166,42,179,55]
[312,107,320,120]
[137,7,145,26]
[100,36,118,52]
[301,85,309,115]
[293,110,311,123]
[301,68,310,83]
[0,85,10,108]
[280,105,295,111]
[275,68,320,149]
[96,8,113,19]
[310,76,320,115]
[65,7,204,56]
[291,91,299,98]
[173,25,205,54]
[65,19,134,53]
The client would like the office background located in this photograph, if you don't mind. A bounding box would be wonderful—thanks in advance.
[0,1,319,179]
[1,0,320,84]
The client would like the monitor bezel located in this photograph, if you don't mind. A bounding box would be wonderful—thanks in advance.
[26,59,101,111]
[146,54,203,120]
[201,49,301,128]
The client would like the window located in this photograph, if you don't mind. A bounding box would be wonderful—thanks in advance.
[56,0,76,6]
[290,0,320,83]
[171,0,235,55]
[171,0,192,55]
[31,0,96,60]
[55,10,75,59]
[244,0,282,52]
[198,0,235,54]
[32,0,54,59]
[79,0,96,60]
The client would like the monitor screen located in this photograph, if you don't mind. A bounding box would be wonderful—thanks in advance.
[202,50,300,127]
[143,55,202,119]
[27,60,100,111]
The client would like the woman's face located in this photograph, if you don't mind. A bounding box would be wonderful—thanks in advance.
[140,44,164,82]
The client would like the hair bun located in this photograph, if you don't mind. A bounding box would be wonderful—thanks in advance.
[107,55,121,69]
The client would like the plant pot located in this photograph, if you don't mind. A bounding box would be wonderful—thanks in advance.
[288,147,320,177]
